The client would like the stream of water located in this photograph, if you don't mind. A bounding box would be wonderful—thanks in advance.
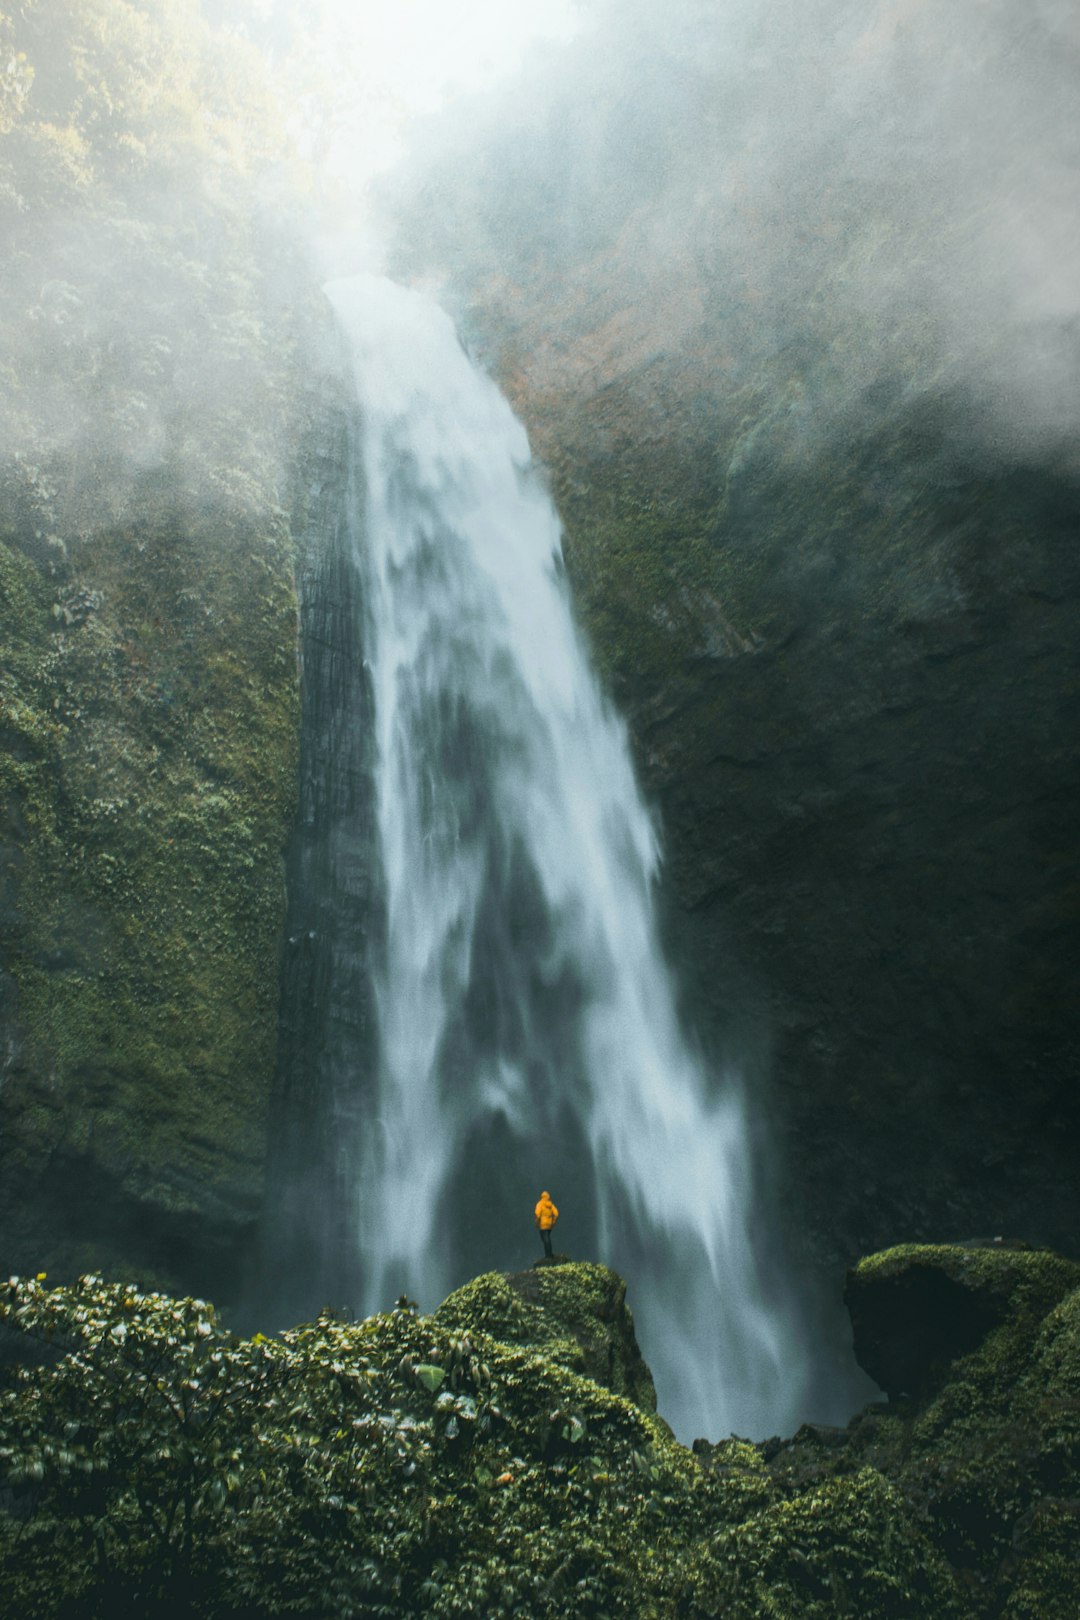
[324,274,807,1439]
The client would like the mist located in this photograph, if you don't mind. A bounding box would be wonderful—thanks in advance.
[383,0,1080,471]
[0,0,311,558]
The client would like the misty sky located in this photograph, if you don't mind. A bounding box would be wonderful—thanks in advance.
[364,0,1080,471]
[308,0,582,179]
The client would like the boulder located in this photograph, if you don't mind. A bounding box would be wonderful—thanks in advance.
[844,1241,1080,1399]
[435,1259,658,1413]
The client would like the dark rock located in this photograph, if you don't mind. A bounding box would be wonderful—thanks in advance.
[844,1242,1080,1399]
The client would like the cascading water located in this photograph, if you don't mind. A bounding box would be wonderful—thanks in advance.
[324,274,807,1440]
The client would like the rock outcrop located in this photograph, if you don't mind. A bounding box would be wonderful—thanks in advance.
[734,1242,1080,1617]
[844,1240,1080,1400]
[436,1259,658,1413]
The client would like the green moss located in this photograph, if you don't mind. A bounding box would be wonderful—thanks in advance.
[900,1279,1080,1585]
[849,1243,1080,1316]
[437,1270,556,1348]
[835,1250,1080,1613]
[684,1468,966,1619]
[1002,1497,1080,1619]
[436,1261,658,1412]
[0,510,300,1286]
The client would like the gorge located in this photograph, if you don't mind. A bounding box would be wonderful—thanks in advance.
[0,0,1078,1610]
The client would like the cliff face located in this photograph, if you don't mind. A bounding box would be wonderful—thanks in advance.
[517,344,1080,1280]
[0,514,299,1298]
[389,0,1080,1283]
[0,0,313,1298]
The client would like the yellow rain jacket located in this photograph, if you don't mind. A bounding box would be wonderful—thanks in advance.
[534,1192,559,1232]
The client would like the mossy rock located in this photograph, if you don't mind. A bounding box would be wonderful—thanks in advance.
[903,1279,1080,1595]
[845,1243,1080,1400]
[0,507,302,1298]
[435,1260,658,1413]
[791,1246,1080,1616]
[681,1467,966,1619]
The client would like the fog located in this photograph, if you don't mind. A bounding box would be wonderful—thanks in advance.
[379,0,1080,470]
[0,0,309,555]
[10,0,1075,546]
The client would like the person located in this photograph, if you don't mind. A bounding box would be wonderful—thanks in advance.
[534,1189,559,1258]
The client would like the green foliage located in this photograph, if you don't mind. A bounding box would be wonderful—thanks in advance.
[681,1469,965,1619]
[437,1262,658,1413]
[2,1252,1080,1617]
[0,1274,701,1617]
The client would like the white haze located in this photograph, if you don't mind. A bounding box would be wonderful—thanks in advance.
[377,0,1080,470]
[299,0,582,186]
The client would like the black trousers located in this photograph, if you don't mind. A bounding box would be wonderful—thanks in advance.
[540,1228,553,1257]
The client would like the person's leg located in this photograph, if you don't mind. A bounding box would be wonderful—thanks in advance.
[542,1229,553,1258]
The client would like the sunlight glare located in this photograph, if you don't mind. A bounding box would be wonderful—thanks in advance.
[311,0,583,183]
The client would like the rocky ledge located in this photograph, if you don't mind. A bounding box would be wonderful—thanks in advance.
[435,1258,658,1415]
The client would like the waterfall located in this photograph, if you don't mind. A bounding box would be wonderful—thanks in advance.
[323,274,806,1440]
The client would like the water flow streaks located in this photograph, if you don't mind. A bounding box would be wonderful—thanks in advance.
[325,274,805,1439]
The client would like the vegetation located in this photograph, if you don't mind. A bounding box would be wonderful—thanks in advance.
[1,1245,1077,1616]
[0,1269,697,1617]
[436,1261,658,1414]
[0,0,317,1292]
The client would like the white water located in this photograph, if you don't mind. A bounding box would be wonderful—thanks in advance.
[325,274,807,1440]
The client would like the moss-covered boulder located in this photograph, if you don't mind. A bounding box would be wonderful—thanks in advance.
[901,1262,1080,1597]
[845,1242,1080,1400]
[758,1243,1080,1617]
[435,1260,658,1413]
